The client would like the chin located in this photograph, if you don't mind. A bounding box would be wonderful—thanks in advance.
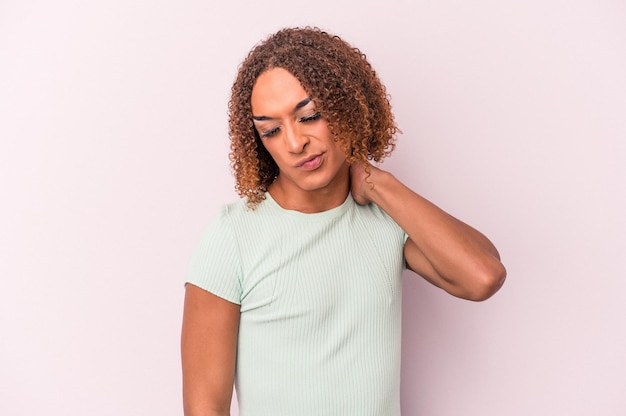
[281,163,348,193]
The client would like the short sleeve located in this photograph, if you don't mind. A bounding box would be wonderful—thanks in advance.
[368,202,409,270]
[185,207,242,304]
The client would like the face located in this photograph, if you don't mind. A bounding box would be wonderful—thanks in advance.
[251,67,349,200]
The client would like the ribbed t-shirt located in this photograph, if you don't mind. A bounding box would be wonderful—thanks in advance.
[186,192,407,416]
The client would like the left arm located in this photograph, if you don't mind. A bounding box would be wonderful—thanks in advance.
[351,163,506,301]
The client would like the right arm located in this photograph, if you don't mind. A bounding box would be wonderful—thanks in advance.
[181,283,240,416]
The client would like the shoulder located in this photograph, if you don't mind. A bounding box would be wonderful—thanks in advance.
[218,197,250,219]
[351,201,407,241]
[215,195,281,229]
[198,196,288,250]
[354,200,400,225]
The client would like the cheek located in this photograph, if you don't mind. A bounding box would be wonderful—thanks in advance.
[318,125,349,156]
[262,142,288,167]
[327,136,349,161]
[334,140,350,160]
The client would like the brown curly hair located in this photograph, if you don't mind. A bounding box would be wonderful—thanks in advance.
[228,27,399,207]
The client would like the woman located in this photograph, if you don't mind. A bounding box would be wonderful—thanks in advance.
[181,27,506,416]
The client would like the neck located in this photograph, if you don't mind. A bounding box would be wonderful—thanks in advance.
[268,166,350,213]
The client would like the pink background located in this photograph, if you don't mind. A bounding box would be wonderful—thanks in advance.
[1,0,625,414]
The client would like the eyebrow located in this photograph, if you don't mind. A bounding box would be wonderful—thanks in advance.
[252,97,312,121]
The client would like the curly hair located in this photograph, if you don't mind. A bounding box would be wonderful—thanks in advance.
[228,27,399,207]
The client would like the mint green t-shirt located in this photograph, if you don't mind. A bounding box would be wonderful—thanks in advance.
[186,193,407,416]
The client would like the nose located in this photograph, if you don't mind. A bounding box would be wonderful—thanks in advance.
[283,122,309,154]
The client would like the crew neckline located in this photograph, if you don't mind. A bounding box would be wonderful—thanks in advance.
[263,192,354,221]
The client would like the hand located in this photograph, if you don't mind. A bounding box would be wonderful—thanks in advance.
[350,162,378,205]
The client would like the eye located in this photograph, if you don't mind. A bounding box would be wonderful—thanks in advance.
[299,112,322,123]
[260,126,280,139]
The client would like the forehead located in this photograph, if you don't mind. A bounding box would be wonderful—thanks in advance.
[251,68,310,116]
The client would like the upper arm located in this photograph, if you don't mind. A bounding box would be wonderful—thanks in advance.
[181,283,240,416]
[404,237,448,291]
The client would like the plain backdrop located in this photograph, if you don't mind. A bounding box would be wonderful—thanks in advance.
[1,0,625,415]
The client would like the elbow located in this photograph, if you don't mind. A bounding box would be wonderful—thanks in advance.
[464,259,507,302]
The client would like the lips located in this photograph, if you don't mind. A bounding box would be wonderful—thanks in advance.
[295,153,323,169]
